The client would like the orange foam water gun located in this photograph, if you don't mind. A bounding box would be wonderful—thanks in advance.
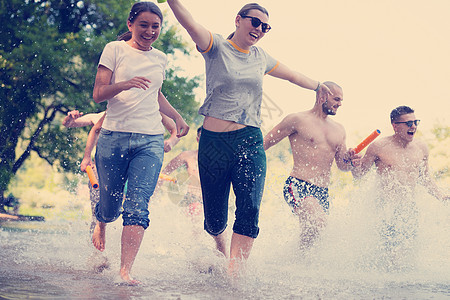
[85,165,99,189]
[353,129,381,154]
[159,173,177,183]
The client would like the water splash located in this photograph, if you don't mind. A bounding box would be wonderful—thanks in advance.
[0,173,449,298]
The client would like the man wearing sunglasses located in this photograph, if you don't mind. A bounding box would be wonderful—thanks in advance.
[351,105,447,204]
[351,105,448,268]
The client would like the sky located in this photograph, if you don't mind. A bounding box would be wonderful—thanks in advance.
[161,0,450,145]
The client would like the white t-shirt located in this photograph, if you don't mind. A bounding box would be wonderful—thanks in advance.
[98,40,167,135]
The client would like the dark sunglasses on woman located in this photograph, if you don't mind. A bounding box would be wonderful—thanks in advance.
[240,15,271,33]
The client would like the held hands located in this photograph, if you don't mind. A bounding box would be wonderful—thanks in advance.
[316,83,333,105]
[343,148,361,168]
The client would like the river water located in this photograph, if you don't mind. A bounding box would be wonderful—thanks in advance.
[1,178,449,299]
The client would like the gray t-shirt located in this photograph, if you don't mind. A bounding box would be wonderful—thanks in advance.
[198,33,279,127]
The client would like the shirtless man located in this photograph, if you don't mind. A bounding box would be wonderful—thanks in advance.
[351,105,448,202]
[351,106,448,267]
[264,81,356,250]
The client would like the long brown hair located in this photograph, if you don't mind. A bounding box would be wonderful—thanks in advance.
[227,3,269,40]
[117,1,164,41]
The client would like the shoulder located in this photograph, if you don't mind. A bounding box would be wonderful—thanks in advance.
[104,40,124,50]
[206,33,226,51]
[212,33,226,42]
[251,45,276,63]
[329,119,346,132]
[280,112,306,126]
[101,41,126,60]
[367,136,391,153]
[151,47,167,59]
[414,139,429,155]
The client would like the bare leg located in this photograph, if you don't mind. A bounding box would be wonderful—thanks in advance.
[228,233,254,277]
[295,196,326,251]
[92,221,106,252]
[212,231,229,259]
[120,225,145,285]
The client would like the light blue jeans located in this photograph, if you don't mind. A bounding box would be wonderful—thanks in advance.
[94,129,164,229]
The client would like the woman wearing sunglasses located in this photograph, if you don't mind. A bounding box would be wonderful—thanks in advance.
[163,0,332,276]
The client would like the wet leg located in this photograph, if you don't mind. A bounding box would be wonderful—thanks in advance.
[92,221,106,252]
[228,233,254,277]
[295,197,326,251]
[120,225,145,285]
[212,231,229,259]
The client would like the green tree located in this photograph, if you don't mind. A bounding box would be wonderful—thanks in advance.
[0,0,200,211]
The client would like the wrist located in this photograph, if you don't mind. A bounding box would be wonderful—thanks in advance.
[314,81,321,92]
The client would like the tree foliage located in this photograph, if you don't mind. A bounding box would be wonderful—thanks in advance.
[0,0,201,206]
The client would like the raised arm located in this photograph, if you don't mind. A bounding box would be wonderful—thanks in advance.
[166,0,211,51]
[80,114,105,172]
[268,62,332,102]
[263,114,297,151]
[161,112,180,152]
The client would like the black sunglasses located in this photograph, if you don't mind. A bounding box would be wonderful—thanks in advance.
[394,120,420,127]
[240,16,271,33]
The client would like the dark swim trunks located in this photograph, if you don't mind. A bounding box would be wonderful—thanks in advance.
[283,176,329,213]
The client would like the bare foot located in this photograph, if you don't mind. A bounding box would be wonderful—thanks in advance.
[119,269,141,286]
[92,222,106,251]
[227,258,240,278]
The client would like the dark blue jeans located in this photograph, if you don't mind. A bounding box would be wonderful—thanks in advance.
[94,129,164,229]
[198,126,266,239]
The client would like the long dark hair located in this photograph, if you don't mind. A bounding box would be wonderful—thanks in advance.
[227,3,269,40]
[117,1,164,41]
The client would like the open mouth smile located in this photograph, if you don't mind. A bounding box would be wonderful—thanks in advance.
[249,32,259,40]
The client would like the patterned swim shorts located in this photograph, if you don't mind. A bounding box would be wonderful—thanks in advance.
[283,176,329,213]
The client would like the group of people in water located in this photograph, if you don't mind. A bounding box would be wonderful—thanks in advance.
[62,1,448,285]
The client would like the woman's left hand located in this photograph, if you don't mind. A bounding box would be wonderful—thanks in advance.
[176,117,190,138]
[317,83,333,105]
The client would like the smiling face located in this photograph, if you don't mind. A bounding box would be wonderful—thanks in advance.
[127,11,161,51]
[235,9,269,47]
[322,86,343,116]
[392,113,418,142]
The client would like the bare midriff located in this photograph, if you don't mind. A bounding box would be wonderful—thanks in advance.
[202,116,247,132]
